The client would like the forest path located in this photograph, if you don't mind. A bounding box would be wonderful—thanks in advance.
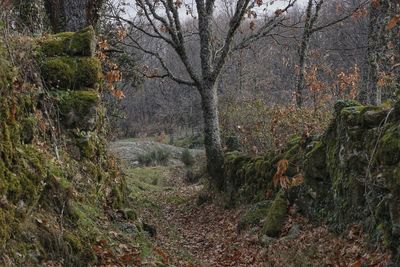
[109,140,390,267]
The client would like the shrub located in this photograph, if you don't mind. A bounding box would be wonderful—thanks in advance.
[224,132,241,152]
[220,98,332,154]
[137,148,171,166]
[181,148,195,166]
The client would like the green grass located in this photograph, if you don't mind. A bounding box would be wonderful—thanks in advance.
[126,166,170,188]
[137,148,171,166]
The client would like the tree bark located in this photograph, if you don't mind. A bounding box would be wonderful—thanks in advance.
[360,1,400,104]
[44,0,104,33]
[199,82,225,190]
[295,0,323,107]
[13,0,45,34]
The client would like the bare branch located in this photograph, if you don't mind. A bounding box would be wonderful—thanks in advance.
[233,0,297,51]
[123,34,196,86]
[310,0,369,33]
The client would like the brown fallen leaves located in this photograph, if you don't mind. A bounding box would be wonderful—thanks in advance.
[92,239,141,266]
[138,182,390,267]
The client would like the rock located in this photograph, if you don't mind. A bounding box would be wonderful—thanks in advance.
[39,26,96,57]
[237,200,271,232]
[259,235,276,246]
[58,90,100,130]
[261,190,288,237]
[143,223,157,237]
[334,99,361,115]
[41,56,102,90]
[284,224,301,240]
[362,108,390,128]
[120,222,138,236]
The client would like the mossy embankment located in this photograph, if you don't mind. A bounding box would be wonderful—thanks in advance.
[0,27,141,266]
[222,99,400,259]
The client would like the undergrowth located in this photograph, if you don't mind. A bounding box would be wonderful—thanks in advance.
[137,147,171,166]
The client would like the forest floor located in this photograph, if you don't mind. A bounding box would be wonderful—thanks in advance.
[108,140,391,267]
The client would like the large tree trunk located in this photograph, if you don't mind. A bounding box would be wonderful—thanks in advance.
[44,0,104,33]
[200,82,225,190]
[13,0,45,34]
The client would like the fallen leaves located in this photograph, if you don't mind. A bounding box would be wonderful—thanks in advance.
[386,15,400,30]
[126,165,390,267]
[92,239,141,266]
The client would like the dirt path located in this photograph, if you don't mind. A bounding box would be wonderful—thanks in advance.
[110,140,391,267]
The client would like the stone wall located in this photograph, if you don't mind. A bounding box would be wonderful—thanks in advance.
[0,27,128,265]
[223,99,400,257]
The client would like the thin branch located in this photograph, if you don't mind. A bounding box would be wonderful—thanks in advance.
[233,0,297,51]
[310,0,369,33]
[123,35,195,86]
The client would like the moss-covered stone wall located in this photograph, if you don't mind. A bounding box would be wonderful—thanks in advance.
[0,27,130,265]
[223,99,400,258]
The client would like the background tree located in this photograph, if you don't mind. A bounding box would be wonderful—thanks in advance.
[112,0,297,189]
[295,0,367,107]
[359,0,400,104]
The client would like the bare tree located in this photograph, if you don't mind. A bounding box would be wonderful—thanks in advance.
[295,0,323,107]
[114,0,296,189]
[295,0,367,107]
[44,0,105,32]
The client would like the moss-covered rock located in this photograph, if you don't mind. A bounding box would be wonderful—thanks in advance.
[57,90,100,130]
[41,56,102,90]
[0,29,135,266]
[39,26,96,57]
[222,99,400,256]
[261,190,288,237]
[237,200,271,232]
[377,123,400,165]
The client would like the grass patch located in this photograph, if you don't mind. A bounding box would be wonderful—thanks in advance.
[137,148,171,166]
[181,148,195,167]
[126,167,170,187]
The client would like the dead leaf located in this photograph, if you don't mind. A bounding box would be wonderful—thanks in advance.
[386,15,400,30]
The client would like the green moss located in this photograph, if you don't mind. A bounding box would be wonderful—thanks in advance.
[57,90,100,130]
[0,56,13,89]
[237,200,271,231]
[377,124,400,165]
[76,132,99,159]
[303,140,328,193]
[20,115,37,144]
[41,57,75,89]
[39,26,96,57]
[340,105,370,126]
[122,208,138,220]
[0,32,135,266]
[334,99,361,115]
[5,145,47,204]
[393,166,400,187]
[261,190,288,237]
[0,208,15,245]
[41,56,101,90]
